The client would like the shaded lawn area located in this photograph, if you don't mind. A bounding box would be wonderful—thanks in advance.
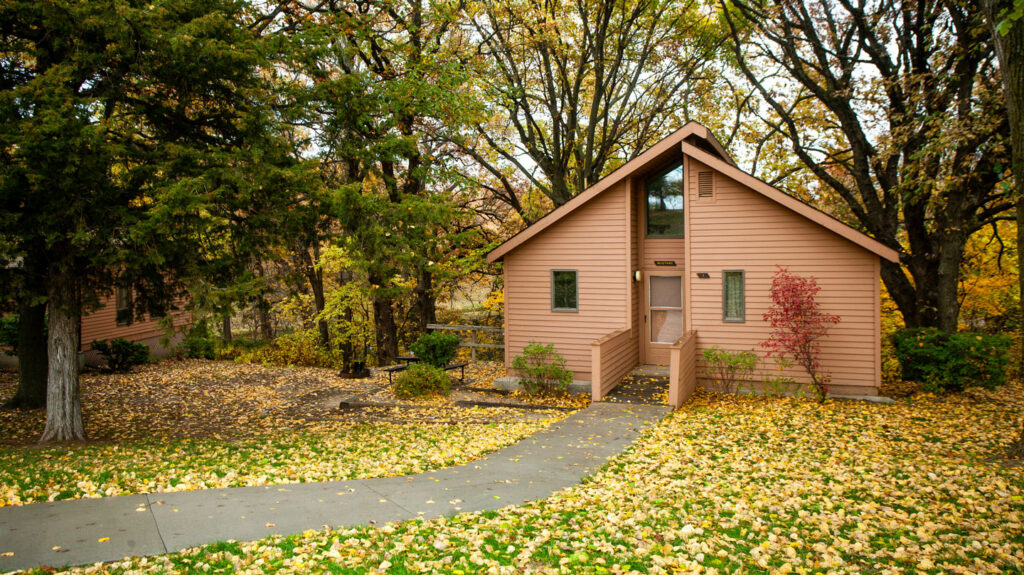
[0,360,568,506]
[40,380,1024,574]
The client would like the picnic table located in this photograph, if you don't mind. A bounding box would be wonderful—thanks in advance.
[381,357,470,385]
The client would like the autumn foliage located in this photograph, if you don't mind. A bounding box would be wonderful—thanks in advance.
[762,267,840,401]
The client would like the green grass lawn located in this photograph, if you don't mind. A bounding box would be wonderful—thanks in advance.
[31,381,1024,574]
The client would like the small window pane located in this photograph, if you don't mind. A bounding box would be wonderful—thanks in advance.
[552,270,578,311]
[116,285,133,326]
[646,163,684,237]
[723,271,745,321]
[651,310,683,343]
[650,276,682,308]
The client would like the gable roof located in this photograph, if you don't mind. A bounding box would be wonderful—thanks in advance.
[487,123,899,264]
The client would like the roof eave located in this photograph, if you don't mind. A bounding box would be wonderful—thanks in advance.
[487,122,709,263]
[681,143,900,263]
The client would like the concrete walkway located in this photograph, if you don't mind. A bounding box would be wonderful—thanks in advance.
[0,402,671,573]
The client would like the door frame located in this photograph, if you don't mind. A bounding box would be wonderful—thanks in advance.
[641,270,685,365]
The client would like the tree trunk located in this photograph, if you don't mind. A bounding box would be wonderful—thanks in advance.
[304,244,330,348]
[338,270,355,372]
[39,267,85,443]
[370,271,398,366]
[980,0,1024,455]
[412,266,436,335]
[7,300,48,409]
[256,299,273,341]
[935,233,965,333]
[881,240,963,332]
[221,314,232,344]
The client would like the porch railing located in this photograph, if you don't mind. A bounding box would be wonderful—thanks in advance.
[591,327,636,401]
[668,331,698,408]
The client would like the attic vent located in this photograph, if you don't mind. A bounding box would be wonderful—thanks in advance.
[698,171,714,198]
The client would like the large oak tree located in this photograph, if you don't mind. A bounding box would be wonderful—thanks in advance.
[461,0,725,213]
[721,0,1012,331]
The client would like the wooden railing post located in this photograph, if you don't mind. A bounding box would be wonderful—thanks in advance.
[668,331,697,409]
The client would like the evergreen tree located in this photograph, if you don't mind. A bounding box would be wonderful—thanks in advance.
[0,0,276,441]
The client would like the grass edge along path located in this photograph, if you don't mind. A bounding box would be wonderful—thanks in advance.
[0,403,670,573]
[0,418,565,507]
[8,387,1023,574]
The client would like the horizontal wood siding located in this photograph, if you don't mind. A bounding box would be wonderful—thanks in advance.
[591,328,637,400]
[668,331,698,408]
[81,294,190,351]
[686,157,881,395]
[505,182,631,381]
[643,238,686,269]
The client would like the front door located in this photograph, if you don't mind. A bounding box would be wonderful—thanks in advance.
[643,273,684,364]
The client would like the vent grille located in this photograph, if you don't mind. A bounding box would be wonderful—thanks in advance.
[698,171,714,198]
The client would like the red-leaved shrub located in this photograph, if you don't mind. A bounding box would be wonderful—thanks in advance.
[761,267,840,401]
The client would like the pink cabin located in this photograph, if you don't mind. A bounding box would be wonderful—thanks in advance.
[79,287,190,366]
[487,123,899,405]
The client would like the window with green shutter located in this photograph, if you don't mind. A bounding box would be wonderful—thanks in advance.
[723,270,745,322]
[551,270,578,312]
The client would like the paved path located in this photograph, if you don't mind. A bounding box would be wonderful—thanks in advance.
[0,402,671,573]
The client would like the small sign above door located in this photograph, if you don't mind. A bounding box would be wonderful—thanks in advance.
[654,260,676,266]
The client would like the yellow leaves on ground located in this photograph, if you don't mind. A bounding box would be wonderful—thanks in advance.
[59,379,1024,574]
[363,361,590,410]
[0,360,566,506]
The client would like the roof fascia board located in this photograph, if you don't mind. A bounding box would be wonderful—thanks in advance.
[486,123,703,263]
[681,142,899,262]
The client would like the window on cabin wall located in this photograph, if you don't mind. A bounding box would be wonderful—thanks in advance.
[116,284,133,326]
[646,162,685,237]
[723,270,745,322]
[551,270,578,312]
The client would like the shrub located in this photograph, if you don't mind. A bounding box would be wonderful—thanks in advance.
[511,341,572,395]
[215,336,264,361]
[762,356,799,397]
[701,346,758,394]
[92,338,149,372]
[234,329,344,369]
[393,363,452,398]
[761,267,840,401]
[179,335,216,360]
[891,327,1010,393]
[0,315,18,352]
[410,331,461,368]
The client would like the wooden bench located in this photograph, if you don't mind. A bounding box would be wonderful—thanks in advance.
[445,362,469,384]
[382,361,471,385]
[382,364,408,384]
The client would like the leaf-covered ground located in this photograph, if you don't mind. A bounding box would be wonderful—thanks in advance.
[0,360,569,506]
[37,381,1024,574]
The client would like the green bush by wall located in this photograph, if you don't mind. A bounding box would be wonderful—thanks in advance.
[891,327,1010,393]
[511,341,572,395]
[92,338,150,372]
